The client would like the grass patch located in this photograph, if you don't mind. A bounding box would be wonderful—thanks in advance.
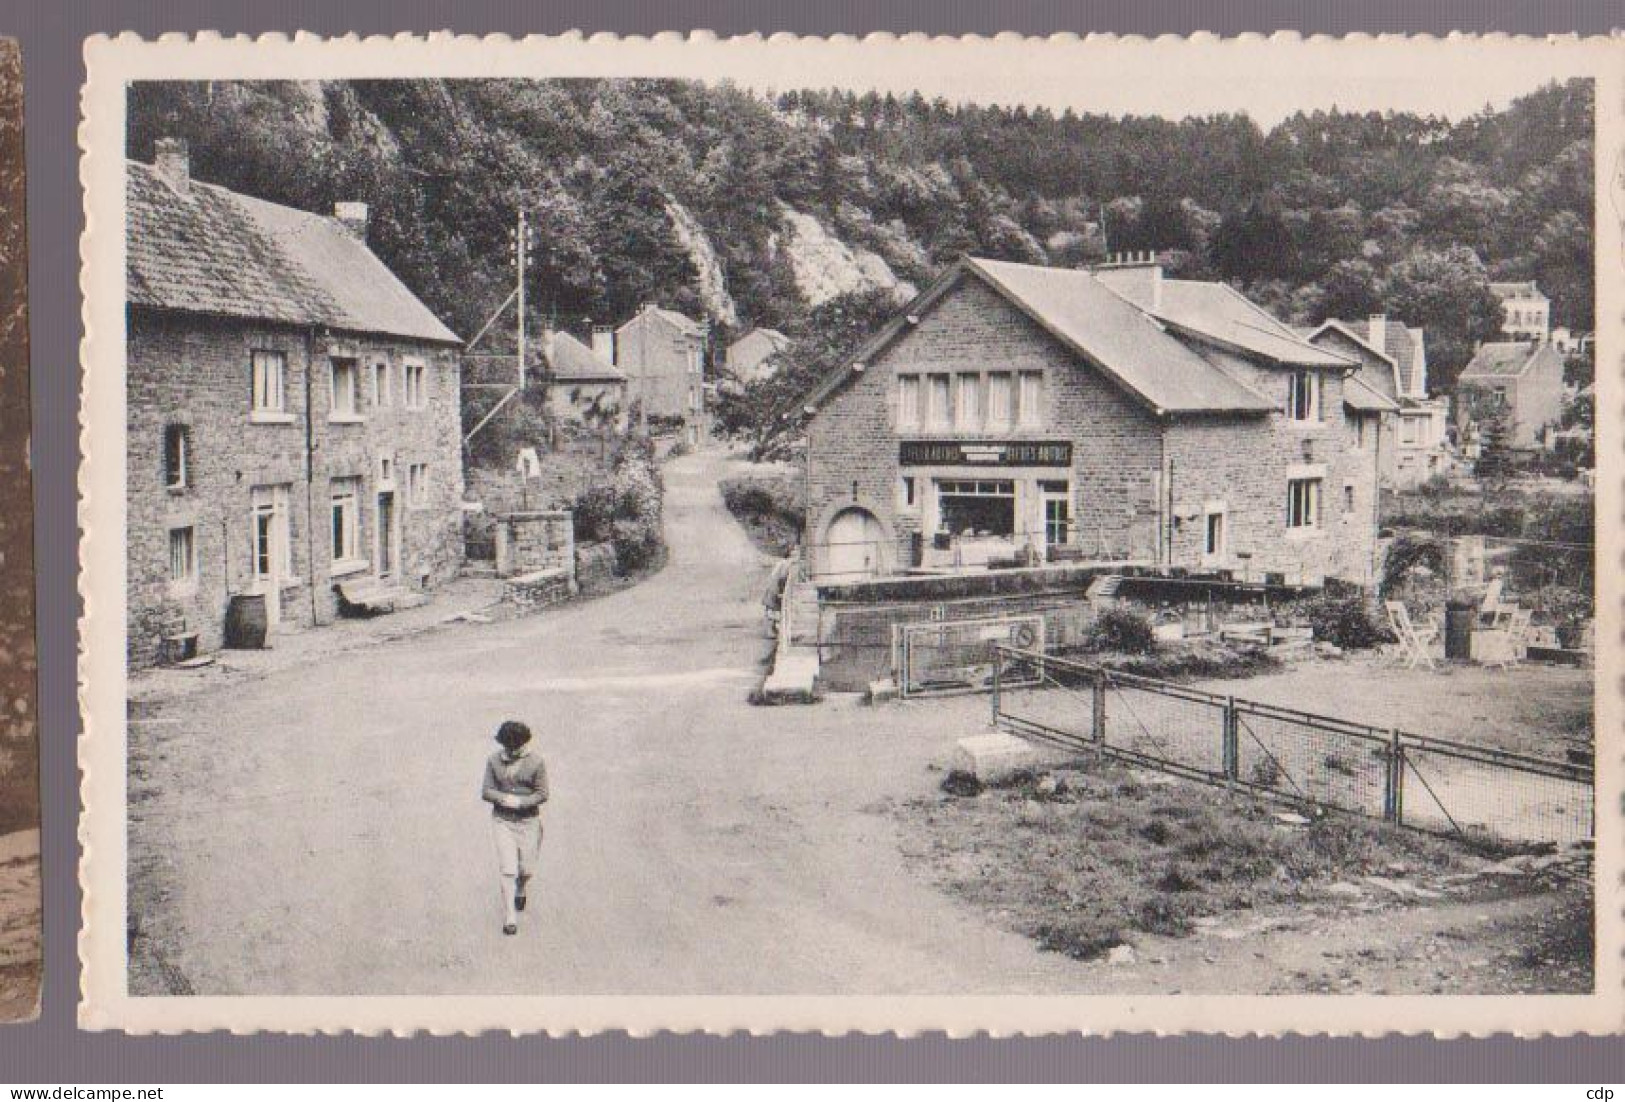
[719,475,805,558]
[904,756,1475,961]
[1061,640,1282,682]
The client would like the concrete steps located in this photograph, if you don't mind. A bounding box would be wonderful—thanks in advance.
[759,646,820,704]
[783,580,821,647]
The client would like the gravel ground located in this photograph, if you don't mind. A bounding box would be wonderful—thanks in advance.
[125,449,1596,999]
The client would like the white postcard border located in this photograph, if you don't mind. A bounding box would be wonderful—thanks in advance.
[79,29,1625,1035]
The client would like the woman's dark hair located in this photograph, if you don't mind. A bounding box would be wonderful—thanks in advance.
[495,720,532,750]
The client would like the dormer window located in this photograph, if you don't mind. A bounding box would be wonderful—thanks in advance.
[1287,370,1321,423]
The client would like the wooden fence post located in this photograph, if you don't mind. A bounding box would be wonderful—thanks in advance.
[1223,696,1239,782]
[1092,668,1106,743]
[990,646,1002,726]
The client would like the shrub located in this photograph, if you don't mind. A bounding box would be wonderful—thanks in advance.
[570,443,666,575]
[665,438,693,459]
[1082,607,1157,655]
[1296,593,1391,650]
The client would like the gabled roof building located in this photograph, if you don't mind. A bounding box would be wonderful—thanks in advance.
[726,327,792,383]
[1455,340,1567,450]
[609,303,709,444]
[534,330,627,430]
[1488,280,1551,342]
[800,254,1384,588]
[1301,315,1452,488]
[126,139,465,668]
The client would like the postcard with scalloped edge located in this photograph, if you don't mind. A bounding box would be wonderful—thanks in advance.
[80,30,1624,1034]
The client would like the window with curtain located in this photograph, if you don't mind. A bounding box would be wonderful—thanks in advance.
[987,373,1013,427]
[896,375,920,428]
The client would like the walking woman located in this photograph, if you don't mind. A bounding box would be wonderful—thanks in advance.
[481,720,549,935]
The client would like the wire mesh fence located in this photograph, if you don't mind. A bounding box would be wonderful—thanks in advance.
[991,645,1593,848]
[894,614,1045,697]
[1397,737,1594,846]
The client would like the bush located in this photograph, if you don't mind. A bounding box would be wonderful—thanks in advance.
[570,444,666,575]
[1296,593,1391,650]
[1082,607,1157,655]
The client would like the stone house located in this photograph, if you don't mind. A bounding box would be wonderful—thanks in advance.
[608,303,708,442]
[1489,280,1551,342]
[537,330,627,433]
[800,255,1386,589]
[725,326,791,383]
[1302,315,1451,488]
[1454,340,1567,450]
[126,139,464,669]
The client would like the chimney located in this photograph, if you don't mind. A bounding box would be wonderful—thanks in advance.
[334,201,370,241]
[1092,250,1163,312]
[1410,328,1428,397]
[591,325,617,365]
[153,137,190,196]
[1367,314,1387,352]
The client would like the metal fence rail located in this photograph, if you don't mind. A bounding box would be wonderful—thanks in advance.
[991,646,1593,847]
[894,614,1045,697]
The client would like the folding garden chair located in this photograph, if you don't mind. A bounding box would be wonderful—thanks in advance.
[1384,599,1438,669]
[1489,607,1534,669]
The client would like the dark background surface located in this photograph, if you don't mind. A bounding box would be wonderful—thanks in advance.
[8,0,1625,1082]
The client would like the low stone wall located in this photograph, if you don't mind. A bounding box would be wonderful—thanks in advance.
[575,541,618,595]
[503,567,575,610]
[817,562,1125,604]
[494,510,575,580]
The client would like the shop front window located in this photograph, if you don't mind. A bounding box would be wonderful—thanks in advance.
[936,479,1016,537]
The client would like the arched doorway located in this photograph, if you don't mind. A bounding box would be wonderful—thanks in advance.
[824,507,886,581]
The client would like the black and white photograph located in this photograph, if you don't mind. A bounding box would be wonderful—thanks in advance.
[0,34,36,1026]
[78,33,1620,1034]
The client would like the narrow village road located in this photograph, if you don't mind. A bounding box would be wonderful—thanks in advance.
[135,449,1085,996]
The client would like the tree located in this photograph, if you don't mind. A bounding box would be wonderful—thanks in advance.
[716,287,900,457]
[1378,245,1503,388]
[1313,258,1383,321]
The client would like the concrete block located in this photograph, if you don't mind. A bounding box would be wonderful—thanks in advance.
[761,647,820,704]
[866,678,898,704]
[954,732,1036,783]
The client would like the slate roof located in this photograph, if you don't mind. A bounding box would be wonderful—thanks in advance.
[538,330,625,382]
[971,260,1282,413]
[1342,374,1399,412]
[1315,318,1427,396]
[1104,277,1353,369]
[632,304,706,338]
[803,257,1279,417]
[730,327,790,359]
[1458,341,1559,381]
[127,160,460,345]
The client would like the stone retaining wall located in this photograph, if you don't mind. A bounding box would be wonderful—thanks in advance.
[503,567,575,610]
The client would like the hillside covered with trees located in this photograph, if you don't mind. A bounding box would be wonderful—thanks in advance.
[128,77,1593,403]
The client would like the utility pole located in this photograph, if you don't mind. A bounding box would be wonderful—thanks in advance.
[515,207,528,392]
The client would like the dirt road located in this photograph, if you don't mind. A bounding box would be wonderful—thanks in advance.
[130,450,1086,996]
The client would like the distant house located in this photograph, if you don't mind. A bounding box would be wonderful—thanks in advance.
[536,330,627,432]
[612,303,709,442]
[1455,341,1567,450]
[726,327,792,383]
[126,139,464,669]
[800,254,1384,588]
[1552,326,1592,356]
[1302,315,1451,488]
[1489,281,1551,342]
